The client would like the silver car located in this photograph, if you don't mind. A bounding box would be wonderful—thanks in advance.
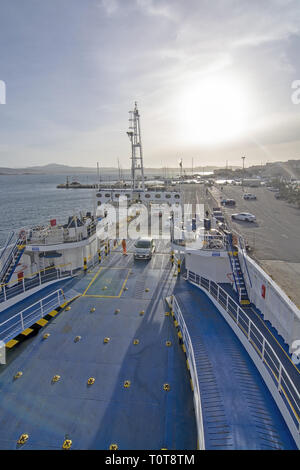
[134,238,156,260]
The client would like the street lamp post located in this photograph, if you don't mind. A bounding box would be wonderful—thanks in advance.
[242,156,246,192]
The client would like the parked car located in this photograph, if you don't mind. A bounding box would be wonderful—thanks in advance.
[214,215,225,223]
[231,212,256,222]
[221,199,236,206]
[134,238,156,260]
[243,193,257,200]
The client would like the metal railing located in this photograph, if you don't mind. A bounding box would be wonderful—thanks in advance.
[26,223,97,246]
[0,263,73,304]
[0,288,65,344]
[171,295,205,450]
[187,270,300,434]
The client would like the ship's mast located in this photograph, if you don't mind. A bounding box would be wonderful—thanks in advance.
[127,102,145,191]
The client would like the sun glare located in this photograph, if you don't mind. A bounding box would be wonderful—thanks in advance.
[178,76,250,145]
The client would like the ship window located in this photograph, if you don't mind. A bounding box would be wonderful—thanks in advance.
[145,194,151,198]
[155,194,161,198]
[105,194,110,198]
[115,194,120,198]
[96,193,102,197]
[165,194,171,199]
[174,194,180,199]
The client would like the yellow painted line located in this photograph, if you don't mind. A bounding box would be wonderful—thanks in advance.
[117,269,131,298]
[21,328,34,336]
[36,318,48,327]
[6,339,19,348]
[82,267,103,296]
[83,294,121,299]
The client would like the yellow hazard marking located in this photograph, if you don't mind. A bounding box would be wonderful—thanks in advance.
[21,328,33,336]
[36,318,48,327]
[6,339,19,348]
[48,309,58,317]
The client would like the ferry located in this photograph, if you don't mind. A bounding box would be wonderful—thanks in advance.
[0,104,299,451]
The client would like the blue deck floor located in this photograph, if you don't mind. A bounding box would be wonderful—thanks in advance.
[174,280,297,450]
[0,242,297,450]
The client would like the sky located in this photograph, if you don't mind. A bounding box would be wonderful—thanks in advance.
[0,0,300,169]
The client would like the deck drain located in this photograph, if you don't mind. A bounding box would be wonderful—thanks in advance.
[109,443,118,450]
[52,375,61,383]
[17,434,29,446]
[62,439,72,450]
[14,371,23,380]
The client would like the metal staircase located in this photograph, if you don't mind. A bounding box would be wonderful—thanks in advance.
[0,231,26,286]
[227,236,250,306]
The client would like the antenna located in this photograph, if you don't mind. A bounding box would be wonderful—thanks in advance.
[127,102,145,190]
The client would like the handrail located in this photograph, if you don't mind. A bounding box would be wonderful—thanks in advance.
[171,295,205,450]
[187,270,300,435]
[0,288,65,343]
[239,240,252,289]
[0,262,72,289]
[0,231,15,261]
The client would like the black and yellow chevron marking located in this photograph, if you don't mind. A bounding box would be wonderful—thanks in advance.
[5,297,79,350]
[167,302,193,389]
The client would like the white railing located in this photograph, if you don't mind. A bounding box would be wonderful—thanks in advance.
[0,264,73,304]
[187,270,300,434]
[171,295,205,450]
[0,288,65,344]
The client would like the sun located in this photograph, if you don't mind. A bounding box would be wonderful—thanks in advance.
[178,75,250,145]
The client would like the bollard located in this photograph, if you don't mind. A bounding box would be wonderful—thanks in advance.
[83,257,87,272]
[171,251,174,265]
[177,259,181,275]
[98,249,101,264]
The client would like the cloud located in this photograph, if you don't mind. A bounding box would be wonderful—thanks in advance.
[100,0,119,16]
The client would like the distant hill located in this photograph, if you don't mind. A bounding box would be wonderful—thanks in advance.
[0,160,299,178]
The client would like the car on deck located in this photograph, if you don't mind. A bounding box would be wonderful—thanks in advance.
[134,237,156,260]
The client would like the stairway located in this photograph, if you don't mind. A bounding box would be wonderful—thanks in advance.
[0,232,26,286]
[227,242,250,306]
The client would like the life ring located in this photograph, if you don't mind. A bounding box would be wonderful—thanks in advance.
[261,284,266,299]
